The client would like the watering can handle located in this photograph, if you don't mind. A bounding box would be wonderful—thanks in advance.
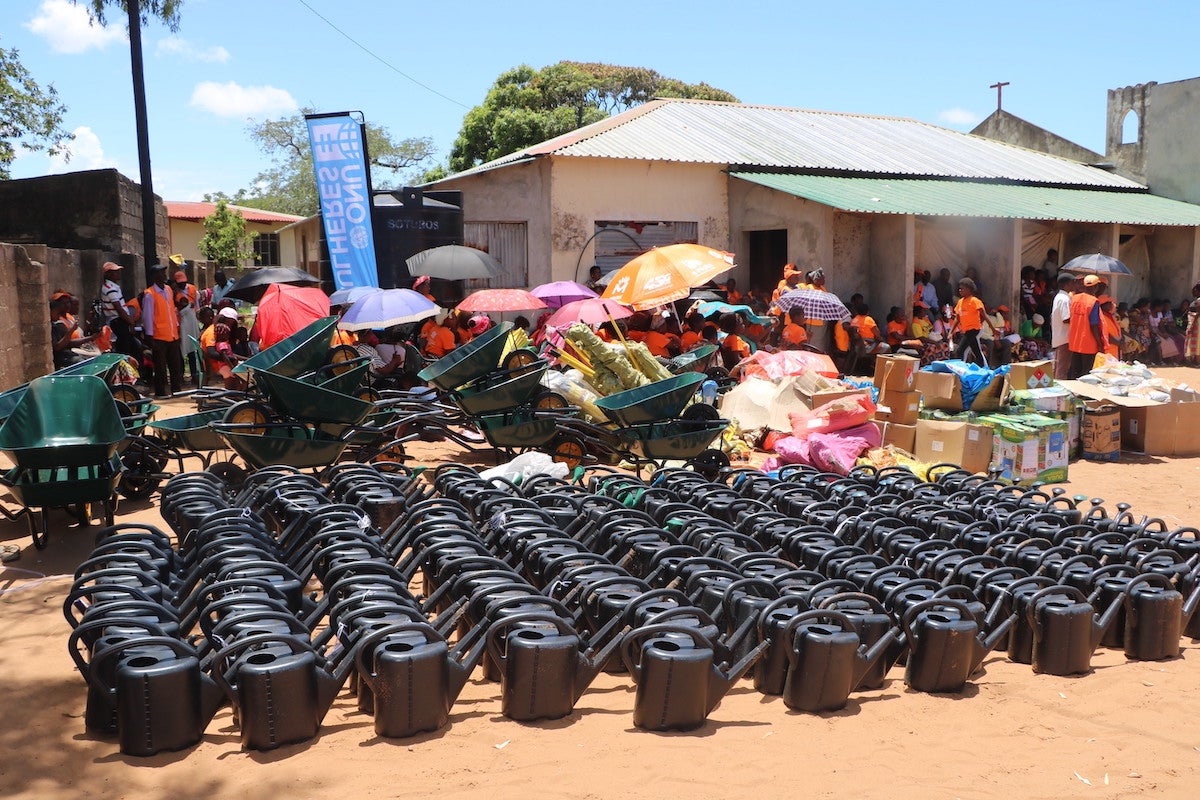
[619,623,711,681]
[351,621,440,687]
[208,632,316,701]
[1023,585,1089,638]
[66,616,170,685]
[780,609,857,665]
[484,611,575,657]
[900,598,973,646]
[88,636,201,696]
[755,595,807,641]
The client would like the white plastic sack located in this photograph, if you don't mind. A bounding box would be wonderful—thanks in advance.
[480,451,569,485]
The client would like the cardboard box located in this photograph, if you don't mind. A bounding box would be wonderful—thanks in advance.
[1007,360,1055,390]
[915,419,993,474]
[880,421,916,453]
[976,415,1040,484]
[875,389,921,426]
[1080,405,1120,461]
[1008,386,1083,414]
[1058,380,1200,456]
[874,354,919,391]
[915,370,1006,412]
[1009,413,1070,482]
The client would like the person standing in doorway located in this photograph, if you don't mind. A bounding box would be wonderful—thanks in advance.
[933,268,955,310]
[1050,272,1075,378]
[1067,274,1107,379]
[1042,248,1059,282]
[141,264,184,398]
[210,268,235,307]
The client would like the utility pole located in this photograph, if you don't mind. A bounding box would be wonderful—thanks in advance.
[127,0,158,275]
[990,81,1010,112]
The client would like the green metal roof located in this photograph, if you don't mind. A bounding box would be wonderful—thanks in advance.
[730,172,1200,226]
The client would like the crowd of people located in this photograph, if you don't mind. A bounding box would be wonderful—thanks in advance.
[52,256,1200,395]
[52,262,253,398]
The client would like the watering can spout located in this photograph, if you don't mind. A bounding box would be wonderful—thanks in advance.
[706,639,769,715]
[853,629,899,689]
[573,619,631,705]
[974,614,1015,672]
[447,620,490,705]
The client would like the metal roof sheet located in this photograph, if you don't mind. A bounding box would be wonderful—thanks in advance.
[455,99,1141,190]
[730,173,1200,226]
[165,201,303,225]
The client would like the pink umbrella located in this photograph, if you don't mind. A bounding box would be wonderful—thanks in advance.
[545,297,633,328]
[530,280,598,309]
[456,288,547,313]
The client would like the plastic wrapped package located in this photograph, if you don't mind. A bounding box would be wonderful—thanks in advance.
[542,369,607,422]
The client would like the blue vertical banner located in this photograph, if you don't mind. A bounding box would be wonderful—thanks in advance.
[305,112,380,289]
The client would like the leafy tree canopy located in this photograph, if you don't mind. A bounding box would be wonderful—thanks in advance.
[76,0,182,30]
[197,198,257,266]
[0,41,72,179]
[221,109,436,217]
[448,61,738,173]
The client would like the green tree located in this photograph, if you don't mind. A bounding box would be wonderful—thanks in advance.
[0,41,72,179]
[233,109,437,217]
[77,0,181,26]
[197,198,257,266]
[449,61,738,173]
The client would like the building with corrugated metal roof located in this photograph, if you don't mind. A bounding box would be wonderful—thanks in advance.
[424,98,1200,317]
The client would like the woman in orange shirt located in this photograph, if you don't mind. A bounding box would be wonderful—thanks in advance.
[1098,295,1122,359]
[780,308,809,348]
[948,277,996,367]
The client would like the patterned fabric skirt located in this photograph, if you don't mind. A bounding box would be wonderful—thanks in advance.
[1185,312,1200,360]
[919,341,951,367]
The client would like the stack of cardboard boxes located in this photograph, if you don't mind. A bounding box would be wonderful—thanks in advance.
[872,355,921,452]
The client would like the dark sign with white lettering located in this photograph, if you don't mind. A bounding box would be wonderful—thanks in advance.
[370,190,464,288]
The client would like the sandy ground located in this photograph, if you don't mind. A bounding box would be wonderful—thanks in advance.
[3,371,1200,799]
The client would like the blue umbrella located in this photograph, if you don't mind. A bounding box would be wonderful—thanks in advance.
[338,289,439,331]
[329,285,377,307]
[1059,253,1133,276]
[693,301,772,325]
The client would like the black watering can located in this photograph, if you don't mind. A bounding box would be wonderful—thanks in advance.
[353,620,488,738]
[486,611,627,722]
[80,633,222,756]
[901,598,1013,693]
[1119,573,1200,661]
[210,632,357,750]
[816,592,901,690]
[780,610,897,713]
[621,622,768,731]
[1023,585,1122,676]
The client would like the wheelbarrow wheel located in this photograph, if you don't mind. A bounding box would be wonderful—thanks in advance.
[356,386,382,403]
[550,434,588,472]
[532,390,569,411]
[502,348,539,370]
[367,441,407,465]
[688,448,730,481]
[222,400,273,433]
[327,344,360,375]
[207,461,247,485]
[681,403,720,422]
[110,384,142,405]
[117,449,165,500]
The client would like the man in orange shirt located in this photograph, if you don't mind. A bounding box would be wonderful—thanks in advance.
[723,278,743,305]
[948,277,996,367]
[679,313,705,352]
[1068,274,1107,378]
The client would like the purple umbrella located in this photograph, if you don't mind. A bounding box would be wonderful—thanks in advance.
[530,280,598,309]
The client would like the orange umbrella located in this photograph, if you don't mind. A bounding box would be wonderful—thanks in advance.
[601,244,736,310]
[456,288,547,313]
[252,284,331,349]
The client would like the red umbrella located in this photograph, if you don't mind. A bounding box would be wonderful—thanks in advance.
[545,297,633,328]
[252,284,331,349]
[457,288,547,313]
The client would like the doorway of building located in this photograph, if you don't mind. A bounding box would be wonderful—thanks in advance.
[746,230,787,294]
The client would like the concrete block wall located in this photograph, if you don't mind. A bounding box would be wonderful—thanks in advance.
[0,244,52,387]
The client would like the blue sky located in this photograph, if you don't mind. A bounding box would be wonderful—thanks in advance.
[5,0,1198,201]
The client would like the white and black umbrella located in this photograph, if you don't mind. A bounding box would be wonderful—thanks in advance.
[1059,253,1133,276]
[774,288,851,321]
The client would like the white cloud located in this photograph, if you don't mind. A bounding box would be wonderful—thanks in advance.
[156,36,231,64]
[938,108,983,127]
[47,126,118,173]
[24,0,124,54]
[190,81,298,119]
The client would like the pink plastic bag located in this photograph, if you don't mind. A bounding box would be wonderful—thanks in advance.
[808,430,873,475]
[789,394,877,438]
[771,435,811,465]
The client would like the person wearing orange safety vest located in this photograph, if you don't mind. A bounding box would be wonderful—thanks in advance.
[1068,274,1107,379]
[140,264,184,397]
